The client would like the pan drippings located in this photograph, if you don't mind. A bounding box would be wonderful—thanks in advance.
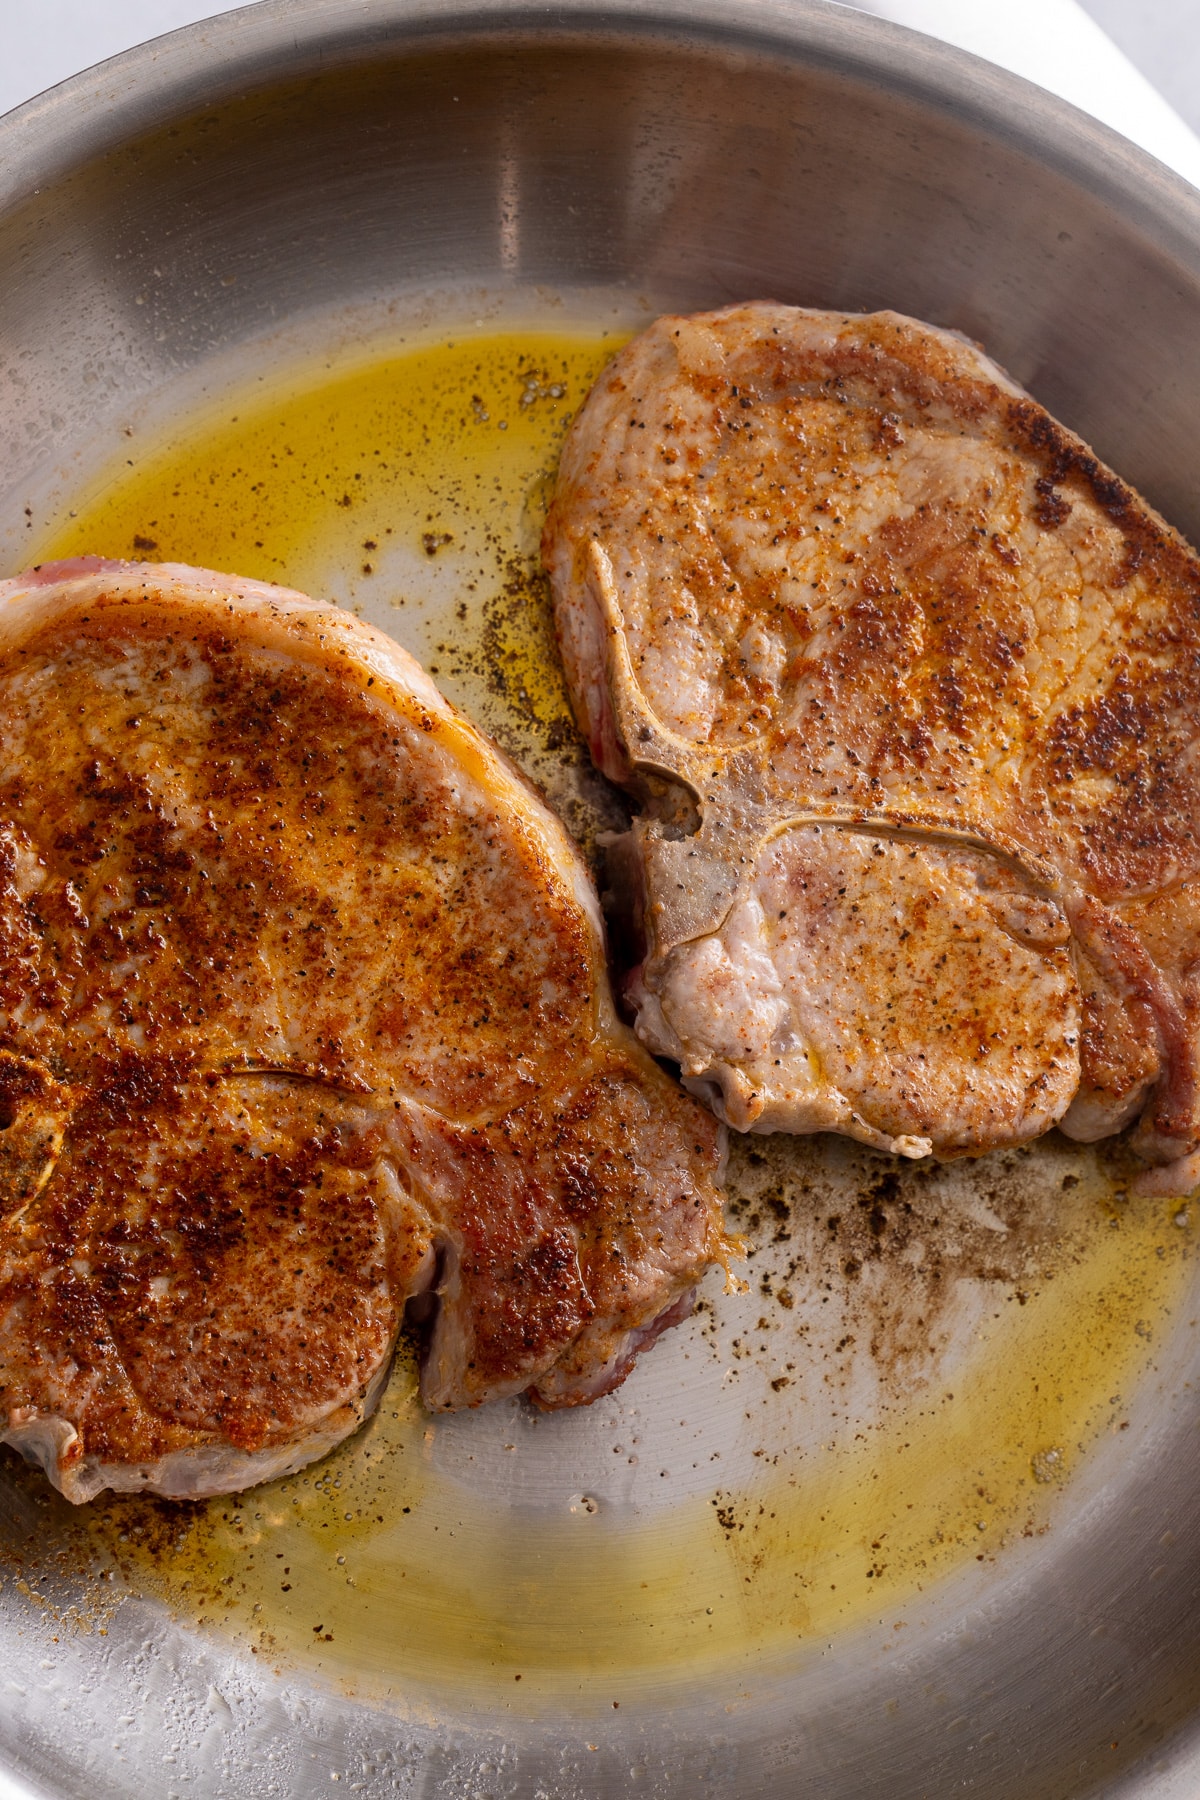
[6,321,1192,1704]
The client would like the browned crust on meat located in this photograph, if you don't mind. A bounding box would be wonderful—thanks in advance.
[542,303,1200,1174]
[0,566,727,1492]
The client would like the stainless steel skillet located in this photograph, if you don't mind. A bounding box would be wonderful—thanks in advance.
[2,3,1200,1795]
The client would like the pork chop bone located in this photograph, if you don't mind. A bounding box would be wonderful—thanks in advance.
[544,303,1200,1183]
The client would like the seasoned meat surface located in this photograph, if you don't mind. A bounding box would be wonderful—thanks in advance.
[543,302,1200,1187]
[0,561,727,1503]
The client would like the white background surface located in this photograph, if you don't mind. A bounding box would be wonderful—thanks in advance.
[0,0,244,114]
[1085,0,1200,140]
[1,0,1200,188]
[857,0,1200,187]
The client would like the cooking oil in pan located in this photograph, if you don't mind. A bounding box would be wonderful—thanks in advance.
[13,325,1195,1704]
[39,324,623,858]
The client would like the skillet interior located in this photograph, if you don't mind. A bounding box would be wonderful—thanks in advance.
[1,3,1200,1795]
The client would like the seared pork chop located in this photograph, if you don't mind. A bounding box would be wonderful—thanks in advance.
[544,302,1200,1189]
[0,560,727,1503]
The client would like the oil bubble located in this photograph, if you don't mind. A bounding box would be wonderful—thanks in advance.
[1031,1448,1065,1485]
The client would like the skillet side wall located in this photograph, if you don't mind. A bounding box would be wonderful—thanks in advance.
[3,17,1200,552]
[0,5,1199,1798]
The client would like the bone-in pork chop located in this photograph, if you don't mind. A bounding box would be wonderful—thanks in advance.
[543,301,1200,1189]
[0,560,727,1503]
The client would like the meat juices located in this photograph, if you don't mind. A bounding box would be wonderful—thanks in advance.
[0,561,727,1503]
[543,302,1200,1189]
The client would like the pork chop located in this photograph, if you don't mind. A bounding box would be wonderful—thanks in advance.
[0,559,727,1503]
[543,301,1200,1189]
